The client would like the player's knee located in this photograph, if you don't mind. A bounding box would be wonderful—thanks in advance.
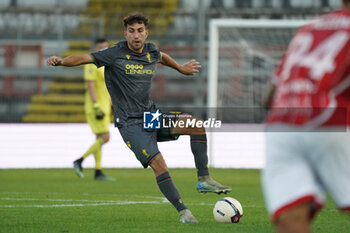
[173,116,206,135]
[188,120,206,135]
[150,154,168,176]
[98,133,110,144]
[103,133,110,143]
[195,124,206,135]
[276,218,310,233]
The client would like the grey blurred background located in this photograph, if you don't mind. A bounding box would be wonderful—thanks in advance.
[0,0,341,123]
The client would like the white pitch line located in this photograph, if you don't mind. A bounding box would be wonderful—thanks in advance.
[0,192,268,209]
[0,191,69,195]
[0,197,170,204]
[0,196,339,212]
[0,197,265,209]
[0,197,139,203]
[0,200,167,208]
[0,191,165,200]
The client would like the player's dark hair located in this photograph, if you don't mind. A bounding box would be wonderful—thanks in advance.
[123,12,149,29]
[94,38,108,45]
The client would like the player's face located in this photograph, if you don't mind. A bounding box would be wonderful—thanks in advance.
[124,23,149,53]
[94,42,109,52]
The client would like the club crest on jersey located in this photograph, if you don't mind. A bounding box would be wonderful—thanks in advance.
[126,54,130,60]
[146,53,151,63]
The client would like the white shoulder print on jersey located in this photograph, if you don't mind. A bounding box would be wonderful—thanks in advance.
[281,31,349,81]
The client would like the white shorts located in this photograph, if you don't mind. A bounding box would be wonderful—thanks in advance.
[262,126,350,220]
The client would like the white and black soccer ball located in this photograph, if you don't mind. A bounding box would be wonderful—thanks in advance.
[213,197,243,223]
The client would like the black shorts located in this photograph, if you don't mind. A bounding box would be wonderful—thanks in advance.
[118,123,179,168]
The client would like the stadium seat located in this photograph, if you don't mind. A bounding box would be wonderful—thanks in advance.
[73,0,179,37]
[22,113,86,122]
[22,74,86,123]
[58,0,87,9]
[62,50,90,58]
[0,0,10,8]
[26,104,84,113]
[68,41,91,50]
[17,0,56,9]
[48,83,85,93]
[31,94,84,104]
[22,39,94,123]
[17,0,87,10]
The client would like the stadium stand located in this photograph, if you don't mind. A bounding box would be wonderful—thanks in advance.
[22,75,85,122]
[0,0,85,40]
[73,0,179,38]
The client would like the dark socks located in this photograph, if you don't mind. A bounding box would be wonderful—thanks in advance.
[156,171,187,212]
[77,158,84,163]
[190,134,210,177]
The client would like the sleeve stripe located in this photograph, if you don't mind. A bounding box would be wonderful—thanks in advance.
[159,52,162,63]
[89,53,100,68]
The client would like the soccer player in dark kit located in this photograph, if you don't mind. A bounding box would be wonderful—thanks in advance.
[47,12,231,223]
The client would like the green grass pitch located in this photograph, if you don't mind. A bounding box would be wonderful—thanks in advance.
[0,168,349,233]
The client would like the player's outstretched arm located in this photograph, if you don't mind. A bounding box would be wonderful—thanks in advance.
[160,52,201,76]
[46,54,92,67]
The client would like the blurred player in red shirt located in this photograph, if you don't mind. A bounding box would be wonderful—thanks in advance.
[263,1,350,232]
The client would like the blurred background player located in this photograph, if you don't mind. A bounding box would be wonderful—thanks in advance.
[73,38,115,181]
[47,12,230,223]
[262,0,350,232]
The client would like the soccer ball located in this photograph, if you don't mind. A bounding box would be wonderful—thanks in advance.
[213,197,243,223]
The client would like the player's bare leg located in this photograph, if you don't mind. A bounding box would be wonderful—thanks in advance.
[149,153,168,176]
[172,115,231,194]
[276,202,312,233]
[150,154,198,223]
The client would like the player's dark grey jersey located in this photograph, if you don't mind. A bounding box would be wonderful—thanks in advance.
[90,41,161,126]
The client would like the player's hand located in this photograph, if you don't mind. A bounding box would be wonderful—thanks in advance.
[93,102,105,120]
[46,56,63,66]
[179,59,201,75]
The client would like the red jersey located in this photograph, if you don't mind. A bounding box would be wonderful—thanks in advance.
[267,9,350,127]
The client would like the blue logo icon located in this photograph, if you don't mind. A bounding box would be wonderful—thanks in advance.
[143,110,162,129]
